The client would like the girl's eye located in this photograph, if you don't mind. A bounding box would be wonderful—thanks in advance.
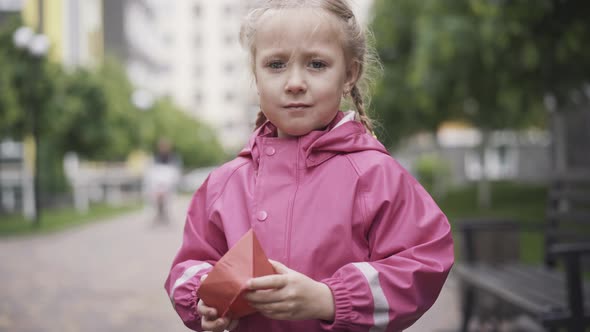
[309,60,326,69]
[268,61,286,69]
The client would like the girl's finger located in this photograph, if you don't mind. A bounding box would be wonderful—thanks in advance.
[247,274,287,290]
[227,319,239,330]
[268,259,290,273]
[202,316,230,331]
[197,301,218,319]
[200,308,218,320]
[245,288,282,304]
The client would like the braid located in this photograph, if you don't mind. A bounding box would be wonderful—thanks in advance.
[350,85,374,134]
[255,110,268,129]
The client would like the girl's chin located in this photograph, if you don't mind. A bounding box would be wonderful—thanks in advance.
[277,125,326,138]
[277,126,310,138]
[277,129,308,138]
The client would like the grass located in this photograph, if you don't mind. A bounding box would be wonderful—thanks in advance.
[435,181,547,264]
[0,202,143,237]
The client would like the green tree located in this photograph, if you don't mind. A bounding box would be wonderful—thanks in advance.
[142,98,226,168]
[92,57,144,160]
[1,21,57,225]
[0,49,21,137]
[371,0,590,206]
[1,17,225,225]
[0,17,22,137]
[49,68,110,158]
[371,0,458,149]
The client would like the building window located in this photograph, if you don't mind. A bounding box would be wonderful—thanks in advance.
[223,4,232,15]
[195,34,202,47]
[193,4,201,16]
[163,34,173,46]
[224,91,235,102]
[195,65,204,77]
[224,34,234,45]
[194,91,203,104]
[223,121,235,131]
[224,63,234,73]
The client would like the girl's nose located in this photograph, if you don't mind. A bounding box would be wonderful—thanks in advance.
[284,68,307,94]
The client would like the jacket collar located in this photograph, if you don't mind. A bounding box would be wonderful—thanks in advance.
[238,111,388,168]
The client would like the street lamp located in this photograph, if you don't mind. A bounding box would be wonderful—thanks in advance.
[12,26,51,226]
[13,26,50,57]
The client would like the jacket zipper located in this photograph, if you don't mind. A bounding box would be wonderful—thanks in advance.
[285,139,301,266]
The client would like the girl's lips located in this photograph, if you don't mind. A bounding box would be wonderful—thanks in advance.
[284,104,311,111]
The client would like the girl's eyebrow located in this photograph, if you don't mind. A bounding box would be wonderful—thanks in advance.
[259,49,332,59]
[304,50,332,58]
[258,49,291,60]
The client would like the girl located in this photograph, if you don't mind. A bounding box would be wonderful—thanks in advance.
[165,1,454,331]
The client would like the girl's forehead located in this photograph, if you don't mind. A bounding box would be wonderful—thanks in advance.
[255,8,343,48]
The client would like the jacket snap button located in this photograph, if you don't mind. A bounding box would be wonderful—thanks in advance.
[256,211,268,221]
[265,147,276,156]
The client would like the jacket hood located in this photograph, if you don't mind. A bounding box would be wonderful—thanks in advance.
[238,111,389,167]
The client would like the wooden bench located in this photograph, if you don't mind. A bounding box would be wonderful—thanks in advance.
[454,170,590,331]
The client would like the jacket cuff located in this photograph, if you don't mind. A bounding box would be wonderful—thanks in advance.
[190,289,201,319]
[170,266,213,331]
[320,276,355,331]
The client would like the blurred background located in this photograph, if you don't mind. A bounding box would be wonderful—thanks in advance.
[0,0,588,331]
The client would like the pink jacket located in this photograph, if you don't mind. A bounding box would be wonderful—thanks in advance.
[165,111,454,332]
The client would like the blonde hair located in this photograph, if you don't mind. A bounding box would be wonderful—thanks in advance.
[240,0,381,133]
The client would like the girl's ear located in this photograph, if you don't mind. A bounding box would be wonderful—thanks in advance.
[345,61,360,91]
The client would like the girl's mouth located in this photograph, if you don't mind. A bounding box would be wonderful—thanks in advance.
[284,103,311,111]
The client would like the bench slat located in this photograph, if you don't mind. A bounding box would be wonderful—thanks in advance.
[455,264,562,316]
[455,263,590,316]
[481,265,565,308]
[500,264,567,300]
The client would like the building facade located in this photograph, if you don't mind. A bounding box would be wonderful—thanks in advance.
[20,0,103,68]
[112,0,253,152]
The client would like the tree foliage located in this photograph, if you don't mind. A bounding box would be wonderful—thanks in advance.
[140,98,226,167]
[0,18,225,170]
[0,17,22,137]
[371,0,590,149]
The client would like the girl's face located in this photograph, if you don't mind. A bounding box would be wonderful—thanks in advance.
[253,8,358,138]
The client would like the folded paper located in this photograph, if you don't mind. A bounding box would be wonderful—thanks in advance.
[197,229,276,318]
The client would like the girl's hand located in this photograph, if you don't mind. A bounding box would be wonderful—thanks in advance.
[244,260,335,321]
[197,275,239,331]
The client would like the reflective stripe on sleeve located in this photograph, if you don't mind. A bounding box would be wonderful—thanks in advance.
[352,262,389,332]
[170,262,213,305]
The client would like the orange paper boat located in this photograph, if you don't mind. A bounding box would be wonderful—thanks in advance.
[197,229,276,318]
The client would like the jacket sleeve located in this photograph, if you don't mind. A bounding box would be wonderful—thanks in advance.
[320,161,454,332]
[164,176,227,331]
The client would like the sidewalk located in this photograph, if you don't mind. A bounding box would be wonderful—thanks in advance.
[0,197,460,332]
[0,199,189,332]
[407,273,461,332]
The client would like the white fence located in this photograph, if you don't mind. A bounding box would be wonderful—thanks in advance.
[63,153,143,213]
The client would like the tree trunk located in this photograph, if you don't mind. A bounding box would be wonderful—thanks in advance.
[551,111,567,173]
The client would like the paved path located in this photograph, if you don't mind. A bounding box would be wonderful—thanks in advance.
[0,198,190,332]
[406,272,461,332]
[0,197,460,332]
